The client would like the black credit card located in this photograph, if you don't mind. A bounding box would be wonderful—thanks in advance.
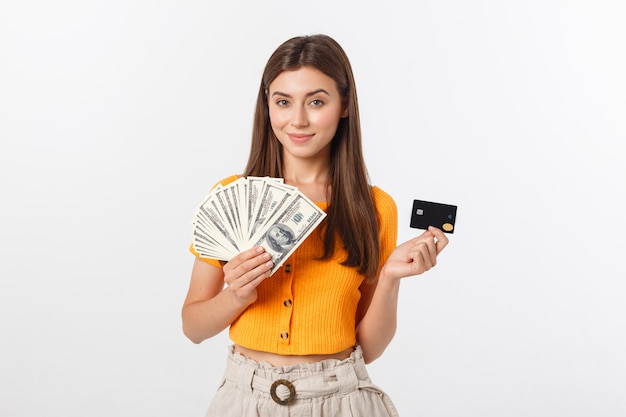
[410,200,457,234]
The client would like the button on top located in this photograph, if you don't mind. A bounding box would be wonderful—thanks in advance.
[280,332,289,340]
[284,263,292,273]
[283,299,292,307]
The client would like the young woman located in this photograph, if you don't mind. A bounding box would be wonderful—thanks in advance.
[182,34,449,417]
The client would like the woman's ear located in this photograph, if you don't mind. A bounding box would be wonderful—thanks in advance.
[341,99,349,118]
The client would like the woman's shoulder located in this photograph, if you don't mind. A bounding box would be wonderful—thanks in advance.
[210,174,242,189]
[370,185,397,208]
[370,185,397,218]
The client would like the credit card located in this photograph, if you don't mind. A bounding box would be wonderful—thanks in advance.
[410,200,457,233]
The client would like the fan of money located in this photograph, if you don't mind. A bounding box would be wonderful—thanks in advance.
[192,176,327,275]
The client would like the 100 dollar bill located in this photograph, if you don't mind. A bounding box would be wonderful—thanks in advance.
[249,193,326,275]
[191,177,326,274]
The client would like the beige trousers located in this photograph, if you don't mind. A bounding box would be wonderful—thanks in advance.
[204,345,400,417]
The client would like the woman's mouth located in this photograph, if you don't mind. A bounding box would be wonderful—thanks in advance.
[288,133,313,143]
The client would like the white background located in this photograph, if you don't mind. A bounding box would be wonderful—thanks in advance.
[1,1,625,416]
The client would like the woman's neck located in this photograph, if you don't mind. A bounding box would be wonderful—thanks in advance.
[282,160,331,203]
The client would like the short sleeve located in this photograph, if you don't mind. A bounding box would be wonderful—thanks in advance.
[371,186,398,277]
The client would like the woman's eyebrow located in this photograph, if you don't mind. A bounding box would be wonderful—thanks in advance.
[271,88,330,98]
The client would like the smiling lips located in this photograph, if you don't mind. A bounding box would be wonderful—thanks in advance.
[288,133,314,143]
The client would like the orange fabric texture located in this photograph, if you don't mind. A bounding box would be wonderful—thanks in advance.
[190,175,398,355]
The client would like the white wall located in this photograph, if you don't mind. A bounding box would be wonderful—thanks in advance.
[1,1,625,416]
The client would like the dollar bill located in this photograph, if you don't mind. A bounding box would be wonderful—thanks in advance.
[246,181,298,242]
[194,192,240,256]
[191,177,326,271]
[249,193,326,274]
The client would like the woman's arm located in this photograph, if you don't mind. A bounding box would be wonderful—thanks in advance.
[181,247,274,344]
[356,227,449,363]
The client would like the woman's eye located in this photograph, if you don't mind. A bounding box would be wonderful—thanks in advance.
[276,99,289,106]
[310,99,324,106]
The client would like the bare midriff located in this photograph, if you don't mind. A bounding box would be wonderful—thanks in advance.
[234,345,355,367]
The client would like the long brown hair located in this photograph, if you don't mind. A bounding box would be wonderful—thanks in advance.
[243,34,380,281]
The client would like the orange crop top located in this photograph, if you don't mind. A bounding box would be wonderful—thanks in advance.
[190,175,398,355]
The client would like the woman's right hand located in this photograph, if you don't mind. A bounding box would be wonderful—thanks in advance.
[182,247,274,344]
[223,246,274,306]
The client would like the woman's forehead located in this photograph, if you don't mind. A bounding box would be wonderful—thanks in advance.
[268,67,339,96]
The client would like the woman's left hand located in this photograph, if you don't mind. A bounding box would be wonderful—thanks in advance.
[380,226,449,280]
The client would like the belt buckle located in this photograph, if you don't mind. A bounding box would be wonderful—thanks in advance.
[270,379,296,405]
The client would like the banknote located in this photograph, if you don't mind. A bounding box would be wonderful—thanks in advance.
[191,176,326,273]
[192,193,240,259]
[247,181,298,241]
[249,193,327,274]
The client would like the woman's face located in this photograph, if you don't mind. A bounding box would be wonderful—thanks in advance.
[267,66,347,164]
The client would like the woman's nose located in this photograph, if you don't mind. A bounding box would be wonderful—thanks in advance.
[290,106,309,128]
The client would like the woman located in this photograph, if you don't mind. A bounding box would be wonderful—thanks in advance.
[182,34,449,416]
